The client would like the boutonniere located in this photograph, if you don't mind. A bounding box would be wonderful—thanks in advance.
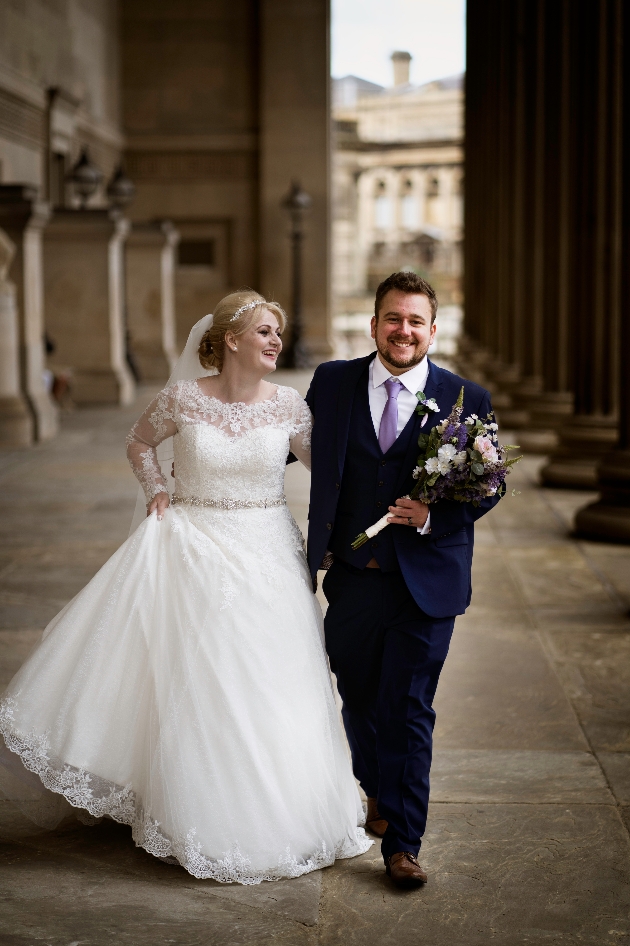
[415,391,440,427]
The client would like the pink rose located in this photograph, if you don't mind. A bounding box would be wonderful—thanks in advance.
[474,435,499,464]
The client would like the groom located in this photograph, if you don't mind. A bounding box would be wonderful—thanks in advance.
[304,271,500,888]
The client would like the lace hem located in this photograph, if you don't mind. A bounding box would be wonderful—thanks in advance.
[0,698,371,884]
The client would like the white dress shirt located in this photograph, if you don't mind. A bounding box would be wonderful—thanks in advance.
[368,354,432,534]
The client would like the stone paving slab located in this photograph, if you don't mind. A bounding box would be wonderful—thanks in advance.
[598,752,630,805]
[320,804,630,946]
[0,837,318,945]
[430,749,614,804]
[434,614,588,751]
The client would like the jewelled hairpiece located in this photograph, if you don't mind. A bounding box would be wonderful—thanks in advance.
[229,300,264,322]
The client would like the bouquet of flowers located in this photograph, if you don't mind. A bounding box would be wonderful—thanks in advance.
[351,387,521,550]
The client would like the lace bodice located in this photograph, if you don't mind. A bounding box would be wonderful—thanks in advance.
[126,380,312,502]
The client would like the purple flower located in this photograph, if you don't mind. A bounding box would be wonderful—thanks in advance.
[456,425,468,450]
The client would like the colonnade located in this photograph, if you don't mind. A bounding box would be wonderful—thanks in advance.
[463,0,630,541]
[0,186,180,445]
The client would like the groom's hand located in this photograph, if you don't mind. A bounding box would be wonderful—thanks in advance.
[388,497,429,529]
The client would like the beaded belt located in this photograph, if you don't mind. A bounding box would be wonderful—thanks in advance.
[172,495,286,510]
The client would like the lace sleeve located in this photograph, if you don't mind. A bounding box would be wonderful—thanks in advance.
[125,387,178,501]
[286,389,312,471]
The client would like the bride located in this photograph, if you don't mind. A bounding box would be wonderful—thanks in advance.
[0,289,371,884]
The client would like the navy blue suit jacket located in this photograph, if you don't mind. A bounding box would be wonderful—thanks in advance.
[304,354,501,618]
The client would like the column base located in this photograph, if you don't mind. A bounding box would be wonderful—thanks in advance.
[496,406,531,428]
[527,390,574,429]
[494,376,544,429]
[29,391,59,441]
[514,429,559,453]
[540,415,618,489]
[71,369,135,406]
[574,450,630,542]
[132,344,171,383]
[0,395,34,446]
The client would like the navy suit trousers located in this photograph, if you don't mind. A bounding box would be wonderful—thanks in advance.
[322,559,455,862]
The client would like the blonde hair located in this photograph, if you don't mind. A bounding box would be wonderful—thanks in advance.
[198,290,286,371]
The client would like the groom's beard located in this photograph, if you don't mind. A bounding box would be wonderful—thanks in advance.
[375,335,429,371]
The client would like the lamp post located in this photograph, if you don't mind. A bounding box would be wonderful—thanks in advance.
[281,181,312,368]
[67,147,103,209]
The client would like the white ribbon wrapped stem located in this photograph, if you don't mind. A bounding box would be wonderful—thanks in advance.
[364,513,392,540]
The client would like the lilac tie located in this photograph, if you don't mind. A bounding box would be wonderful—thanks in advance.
[379,378,403,453]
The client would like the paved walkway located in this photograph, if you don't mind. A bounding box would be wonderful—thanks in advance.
[0,377,629,946]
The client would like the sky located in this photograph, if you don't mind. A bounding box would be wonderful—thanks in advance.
[331,0,466,88]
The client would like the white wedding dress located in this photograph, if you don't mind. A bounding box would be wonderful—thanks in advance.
[0,380,371,884]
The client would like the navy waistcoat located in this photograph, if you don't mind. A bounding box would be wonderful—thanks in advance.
[328,369,420,571]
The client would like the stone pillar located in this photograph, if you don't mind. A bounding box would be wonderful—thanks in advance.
[259,0,333,364]
[465,0,583,448]
[492,0,546,422]
[126,221,180,382]
[541,0,622,488]
[0,186,58,441]
[463,0,499,362]
[460,1,512,415]
[511,0,576,450]
[463,1,544,424]
[44,209,135,406]
[0,228,33,446]
[575,0,630,540]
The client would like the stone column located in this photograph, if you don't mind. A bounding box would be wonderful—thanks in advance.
[461,1,511,409]
[575,0,630,540]
[126,221,180,382]
[541,0,622,488]
[513,0,576,450]
[259,0,333,364]
[0,228,33,446]
[463,1,543,424]
[44,209,135,406]
[0,186,58,441]
[493,0,546,423]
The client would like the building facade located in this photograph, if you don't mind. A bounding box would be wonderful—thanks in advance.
[332,53,463,357]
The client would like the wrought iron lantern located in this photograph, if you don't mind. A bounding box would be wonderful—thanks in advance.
[106,165,136,210]
[68,147,103,208]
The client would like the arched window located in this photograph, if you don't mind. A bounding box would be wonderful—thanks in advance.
[401,180,417,229]
[426,175,440,198]
[374,181,392,228]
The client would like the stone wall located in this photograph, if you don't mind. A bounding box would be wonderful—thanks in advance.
[122,0,332,361]
[0,0,124,195]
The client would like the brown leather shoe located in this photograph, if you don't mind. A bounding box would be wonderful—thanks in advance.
[386,851,428,888]
[365,797,388,837]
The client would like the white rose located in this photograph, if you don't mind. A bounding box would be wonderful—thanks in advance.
[438,443,457,460]
[424,457,440,474]
[437,457,452,475]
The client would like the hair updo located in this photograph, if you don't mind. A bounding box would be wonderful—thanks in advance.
[198,290,286,372]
